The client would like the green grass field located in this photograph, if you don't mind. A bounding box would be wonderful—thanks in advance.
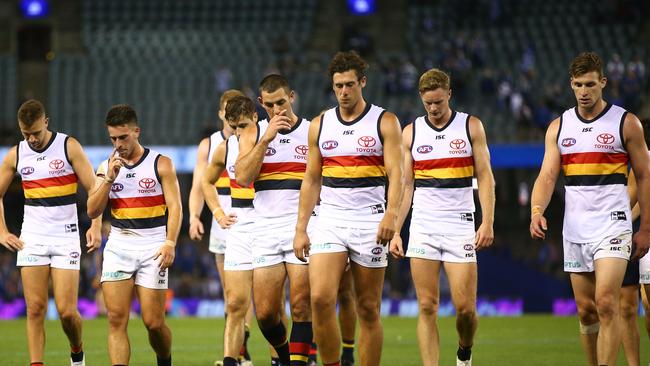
[0,316,648,365]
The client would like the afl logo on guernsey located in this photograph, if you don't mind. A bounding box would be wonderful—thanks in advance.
[139,178,156,189]
[49,159,65,170]
[322,140,338,150]
[596,133,615,144]
[228,166,235,173]
[449,139,467,150]
[265,147,277,156]
[561,138,576,147]
[416,145,433,154]
[111,183,124,192]
[357,136,377,148]
[20,166,35,175]
[295,145,308,155]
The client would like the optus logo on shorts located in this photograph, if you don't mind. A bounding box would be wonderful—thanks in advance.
[321,140,338,150]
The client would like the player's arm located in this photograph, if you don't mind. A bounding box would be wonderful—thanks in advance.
[202,141,236,229]
[469,116,495,249]
[628,169,640,220]
[236,112,292,186]
[87,151,125,218]
[623,113,650,259]
[293,115,323,261]
[66,137,102,252]
[530,118,562,239]
[154,156,182,269]
[0,147,23,251]
[378,111,404,245]
[390,123,414,259]
[188,137,209,240]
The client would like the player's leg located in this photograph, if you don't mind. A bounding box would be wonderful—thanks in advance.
[103,279,136,365]
[51,267,84,363]
[21,265,51,364]
[137,286,172,366]
[618,283,639,366]
[310,252,348,365]
[338,269,357,366]
[593,257,628,365]
[570,272,598,366]
[444,262,477,365]
[287,263,312,366]
[350,261,385,366]
[643,284,650,339]
[410,258,442,366]
[222,269,253,366]
[254,263,290,364]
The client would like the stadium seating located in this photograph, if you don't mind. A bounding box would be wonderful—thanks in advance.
[0,55,17,126]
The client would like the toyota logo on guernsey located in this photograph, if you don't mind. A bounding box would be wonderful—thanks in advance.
[595,133,615,150]
[321,140,338,150]
[111,183,124,192]
[295,145,308,155]
[138,178,156,193]
[49,159,65,170]
[20,166,35,175]
[265,147,276,156]
[561,138,576,147]
[417,145,433,154]
[357,136,377,153]
[449,139,467,154]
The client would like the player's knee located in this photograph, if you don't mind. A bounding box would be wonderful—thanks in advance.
[25,301,47,320]
[106,309,129,329]
[311,292,336,312]
[418,298,439,317]
[58,308,79,324]
[619,303,637,322]
[356,298,381,324]
[455,303,476,321]
[143,316,166,333]
[595,293,617,319]
[338,289,354,307]
[225,294,249,317]
[575,299,598,324]
[290,295,311,321]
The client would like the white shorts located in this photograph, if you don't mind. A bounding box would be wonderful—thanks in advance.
[16,235,81,270]
[101,244,168,289]
[640,252,650,284]
[251,217,306,268]
[224,223,254,271]
[563,231,632,273]
[406,231,477,263]
[310,217,387,268]
[209,235,226,255]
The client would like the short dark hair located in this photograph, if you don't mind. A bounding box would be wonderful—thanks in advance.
[225,96,256,122]
[105,104,138,126]
[570,52,604,79]
[17,100,45,127]
[328,50,369,79]
[259,74,291,95]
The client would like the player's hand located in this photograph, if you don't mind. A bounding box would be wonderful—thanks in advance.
[376,211,396,246]
[389,233,405,259]
[261,110,292,143]
[0,232,24,251]
[106,149,126,181]
[632,228,650,260]
[293,230,311,262]
[85,227,102,253]
[216,213,238,229]
[154,241,176,269]
[475,223,494,250]
[530,214,547,239]
[189,216,204,241]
